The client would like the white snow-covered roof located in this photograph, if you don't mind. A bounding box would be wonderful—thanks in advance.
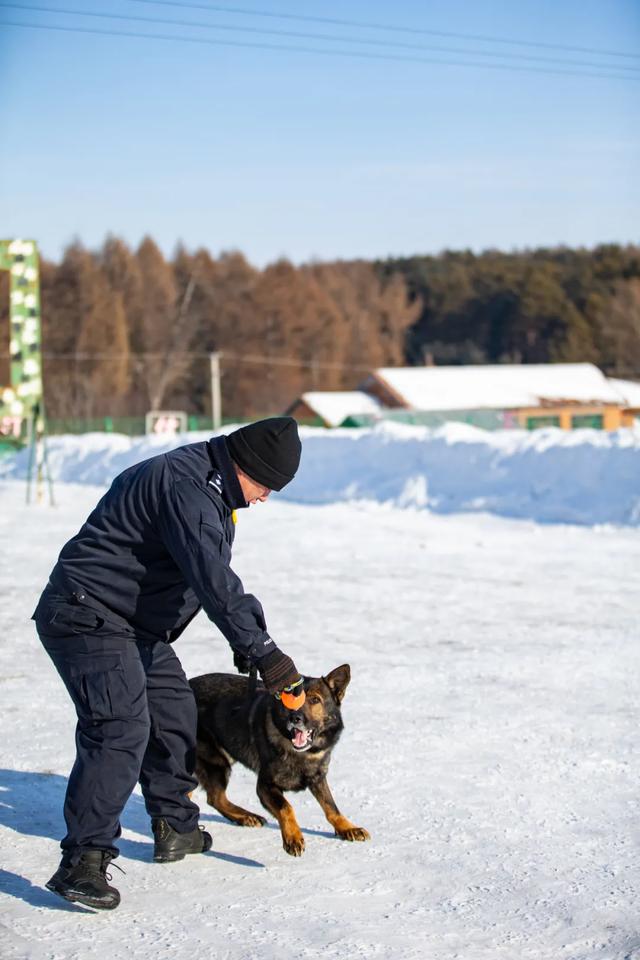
[607,378,640,408]
[300,391,381,427]
[371,363,623,411]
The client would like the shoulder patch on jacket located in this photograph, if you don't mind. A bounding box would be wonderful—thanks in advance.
[207,472,223,495]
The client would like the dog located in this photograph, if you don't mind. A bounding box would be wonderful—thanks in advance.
[189,664,370,856]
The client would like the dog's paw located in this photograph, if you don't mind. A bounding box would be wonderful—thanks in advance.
[282,833,305,857]
[237,812,266,828]
[336,825,370,843]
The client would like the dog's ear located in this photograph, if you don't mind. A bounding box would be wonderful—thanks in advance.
[324,664,351,704]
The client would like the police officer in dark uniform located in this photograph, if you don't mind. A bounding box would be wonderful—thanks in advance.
[33,417,304,910]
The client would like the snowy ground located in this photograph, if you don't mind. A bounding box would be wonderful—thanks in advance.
[1,477,639,960]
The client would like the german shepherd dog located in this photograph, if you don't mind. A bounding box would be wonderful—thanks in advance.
[189,664,370,856]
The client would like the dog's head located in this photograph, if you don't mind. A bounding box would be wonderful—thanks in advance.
[273,664,351,754]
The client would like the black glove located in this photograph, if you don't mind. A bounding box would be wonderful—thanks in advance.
[258,648,302,698]
[233,650,251,675]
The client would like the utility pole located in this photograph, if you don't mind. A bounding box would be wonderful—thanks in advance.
[210,351,222,431]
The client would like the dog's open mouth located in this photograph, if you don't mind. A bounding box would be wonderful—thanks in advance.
[287,723,314,752]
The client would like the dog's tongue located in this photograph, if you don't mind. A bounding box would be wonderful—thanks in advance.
[293,729,309,748]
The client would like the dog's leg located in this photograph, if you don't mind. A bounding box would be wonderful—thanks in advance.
[195,743,266,828]
[308,776,370,842]
[256,777,305,856]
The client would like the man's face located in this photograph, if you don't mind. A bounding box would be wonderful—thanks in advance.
[235,466,272,505]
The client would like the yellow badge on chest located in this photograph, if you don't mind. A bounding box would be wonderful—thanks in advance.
[231,510,237,525]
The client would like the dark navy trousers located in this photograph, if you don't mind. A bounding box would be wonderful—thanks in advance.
[37,615,200,857]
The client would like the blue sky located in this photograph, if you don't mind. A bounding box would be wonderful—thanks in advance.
[1,0,639,265]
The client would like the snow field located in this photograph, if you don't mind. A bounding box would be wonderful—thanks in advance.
[1,475,639,959]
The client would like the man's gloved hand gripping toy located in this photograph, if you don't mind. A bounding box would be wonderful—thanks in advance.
[234,648,306,709]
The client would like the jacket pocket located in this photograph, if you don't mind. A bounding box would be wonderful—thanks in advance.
[49,605,105,635]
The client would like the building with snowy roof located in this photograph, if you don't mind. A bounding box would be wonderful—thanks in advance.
[288,364,640,431]
[607,377,640,410]
[286,390,382,428]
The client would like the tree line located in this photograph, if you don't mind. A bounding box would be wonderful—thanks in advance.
[378,244,640,374]
[1,237,638,421]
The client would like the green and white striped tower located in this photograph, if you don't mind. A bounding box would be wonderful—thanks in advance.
[0,238,42,430]
[0,239,53,503]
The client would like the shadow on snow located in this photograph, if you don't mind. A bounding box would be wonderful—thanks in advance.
[0,768,267,911]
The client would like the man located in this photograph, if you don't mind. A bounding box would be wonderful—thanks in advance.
[33,416,305,910]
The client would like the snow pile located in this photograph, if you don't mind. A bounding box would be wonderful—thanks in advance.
[2,420,639,526]
[291,421,640,526]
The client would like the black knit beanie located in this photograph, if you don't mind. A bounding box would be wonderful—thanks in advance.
[226,417,301,491]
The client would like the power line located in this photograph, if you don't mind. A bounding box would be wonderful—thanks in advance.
[1,17,637,82]
[3,2,640,73]
[3,351,375,370]
[225,352,372,371]
[6,352,640,380]
[131,0,640,61]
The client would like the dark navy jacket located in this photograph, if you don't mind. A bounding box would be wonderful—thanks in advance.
[33,436,275,663]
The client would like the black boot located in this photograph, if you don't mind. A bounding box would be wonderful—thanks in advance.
[46,850,121,910]
[152,818,212,863]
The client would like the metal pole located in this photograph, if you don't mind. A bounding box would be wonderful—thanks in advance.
[210,352,222,431]
[25,413,36,505]
[41,430,56,507]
